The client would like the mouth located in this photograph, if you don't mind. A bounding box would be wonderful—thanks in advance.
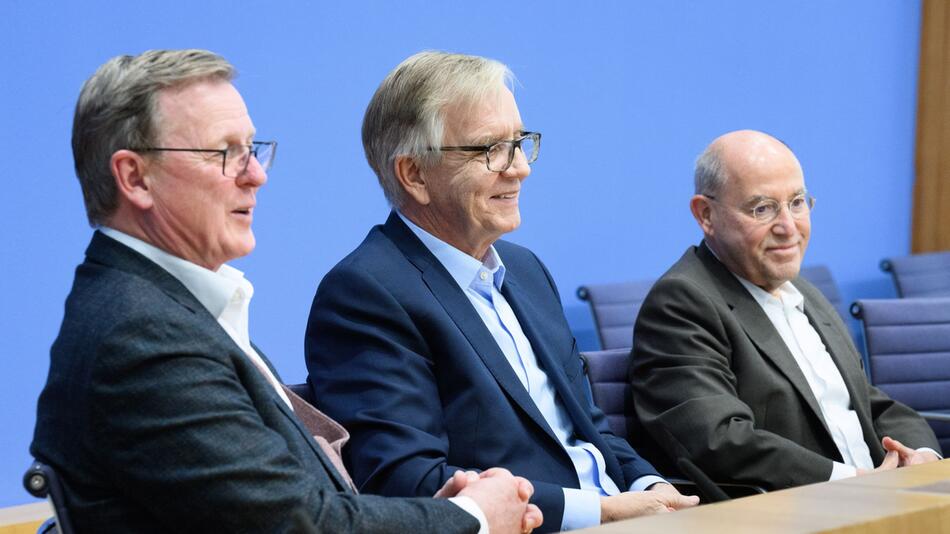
[491,191,519,201]
[231,207,254,219]
[766,242,799,255]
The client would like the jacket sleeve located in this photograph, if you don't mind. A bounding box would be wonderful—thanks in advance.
[631,275,837,489]
[306,264,568,532]
[88,311,478,534]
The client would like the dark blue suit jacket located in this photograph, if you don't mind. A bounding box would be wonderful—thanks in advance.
[31,231,477,533]
[306,213,659,531]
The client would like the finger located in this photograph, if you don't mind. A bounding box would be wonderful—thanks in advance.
[516,477,535,501]
[479,467,512,479]
[881,449,899,470]
[521,504,543,532]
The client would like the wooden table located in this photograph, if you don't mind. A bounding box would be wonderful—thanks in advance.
[0,501,51,534]
[569,459,950,533]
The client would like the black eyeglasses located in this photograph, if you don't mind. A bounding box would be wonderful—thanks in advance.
[439,132,541,172]
[131,141,277,177]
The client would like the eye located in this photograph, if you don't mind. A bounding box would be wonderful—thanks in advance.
[789,196,807,211]
[751,202,777,219]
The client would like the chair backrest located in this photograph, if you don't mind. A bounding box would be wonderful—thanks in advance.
[23,461,75,534]
[851,297,950,455]
[580,349,634,439]
[880,251,950,298]
[287,382,315,405]
[798,264,848,322]
[577,280,655,350]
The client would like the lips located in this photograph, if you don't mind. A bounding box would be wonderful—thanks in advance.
[491,192,519,200]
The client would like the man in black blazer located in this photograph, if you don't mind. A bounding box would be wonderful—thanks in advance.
[631,129,940,490]
[31,49,540,533]
[306,51,697,534]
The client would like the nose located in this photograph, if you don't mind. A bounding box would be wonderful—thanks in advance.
[237,155,268,187]
[503,146,531,180]
[771,205,797,234]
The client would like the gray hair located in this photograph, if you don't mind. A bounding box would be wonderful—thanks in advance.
[694,143,726,196]
[361,51,513,208]
[72,49,235,226]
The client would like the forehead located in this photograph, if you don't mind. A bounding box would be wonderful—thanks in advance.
[442,86,522,142]
[155,79,254,143]
[724,143,805,200]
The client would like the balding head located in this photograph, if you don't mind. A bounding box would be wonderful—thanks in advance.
[690,130,812,294]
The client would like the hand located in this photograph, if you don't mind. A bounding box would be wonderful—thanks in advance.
[882,436,941,467]
[600,487,699,523]
[434,470,481,498]
[458,467,543,534]
[856,448,899,475]
[646,482,700,511]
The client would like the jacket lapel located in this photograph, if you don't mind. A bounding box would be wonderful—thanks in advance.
[502,273,626,484]
[697,243,834,440]
[382,213,560,444]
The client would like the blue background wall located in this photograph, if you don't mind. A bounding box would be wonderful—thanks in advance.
[0,1,921,507]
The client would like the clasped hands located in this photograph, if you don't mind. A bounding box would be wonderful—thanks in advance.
[857,436,940,475]
[435,468,543,534]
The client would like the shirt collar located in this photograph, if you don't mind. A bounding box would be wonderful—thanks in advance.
[397,212,506,292]
[100,227,253,320]
[736,276,805,313]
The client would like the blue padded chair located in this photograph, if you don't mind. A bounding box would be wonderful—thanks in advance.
[577,280,655,350]
[23,461,74,534]
[799,264,848,323]
[851,298,950,456]
[580,349,764,499]
[880,251,950,298]
[579,266,844,350]
[287,382,315,405]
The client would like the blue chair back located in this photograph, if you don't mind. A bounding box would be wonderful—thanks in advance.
[287,382,315,405]
[880,251,950,298]
[799,264,848,323]
[577,280,655,350]
[580,349,634,439]
[23,461,74,534]
[851,298,950,455]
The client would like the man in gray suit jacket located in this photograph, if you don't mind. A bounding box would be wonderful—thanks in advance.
[631,129,940,491]
[30,49,540,533]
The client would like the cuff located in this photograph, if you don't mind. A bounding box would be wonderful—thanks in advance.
[629,475,668,492]
[449,496,488,534]
[830,461,857,481]
[561,487,602,531]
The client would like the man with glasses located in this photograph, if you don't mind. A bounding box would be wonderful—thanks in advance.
[31,49,542,533]
[630,129,940,492]
[305,51,697,534]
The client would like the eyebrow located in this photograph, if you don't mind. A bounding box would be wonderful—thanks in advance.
[468,128,527,147]
[744,189,808,204]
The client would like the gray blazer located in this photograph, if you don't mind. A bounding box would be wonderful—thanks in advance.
[31,231,478,533]
[631,242,939,490]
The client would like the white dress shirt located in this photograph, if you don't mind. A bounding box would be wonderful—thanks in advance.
[399,213,664,531]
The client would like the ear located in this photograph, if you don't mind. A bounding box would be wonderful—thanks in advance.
[689,194,714,236]
[394,155,431,206]
[110,149,154,211]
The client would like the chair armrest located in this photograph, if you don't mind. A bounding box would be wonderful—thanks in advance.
[919,410,950,422]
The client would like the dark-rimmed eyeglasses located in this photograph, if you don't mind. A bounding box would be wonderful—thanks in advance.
[705,193,815,223]
[439,132,541,172]
[131,141,277,177]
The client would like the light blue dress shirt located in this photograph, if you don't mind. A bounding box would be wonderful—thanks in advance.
[398,213,664,530]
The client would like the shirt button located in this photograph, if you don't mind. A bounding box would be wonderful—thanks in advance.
[479,271,488,281]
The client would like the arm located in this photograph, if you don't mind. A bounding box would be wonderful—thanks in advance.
[631,276,838,489]
[306,265,569,531]
[90,314,477,534]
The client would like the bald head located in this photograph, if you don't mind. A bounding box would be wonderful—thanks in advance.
[695,130,802,196]
[690,130,811,294]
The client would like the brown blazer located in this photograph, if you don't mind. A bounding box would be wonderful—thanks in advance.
[631,242,939,490]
